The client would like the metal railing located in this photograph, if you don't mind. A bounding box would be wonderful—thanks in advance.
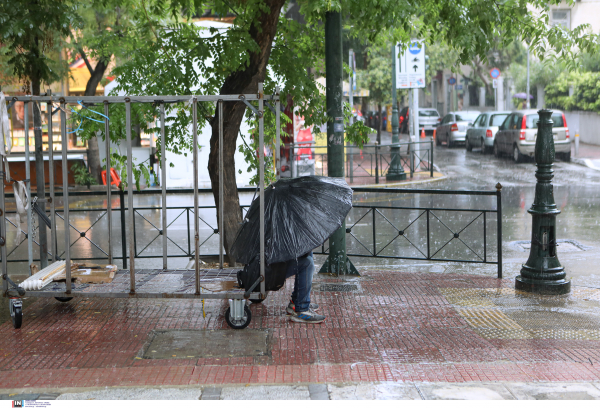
[284,141,434,183]
[2,88,277,302]
[323,186,504,278]
[1,185,503,278]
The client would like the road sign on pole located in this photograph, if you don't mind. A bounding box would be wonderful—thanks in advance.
[490,68,501,79]
[396,40,425,89]
[448,77,456,86]
[492,79,498,89]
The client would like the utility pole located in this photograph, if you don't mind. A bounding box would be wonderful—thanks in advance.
[413,88,420,167]
[348,48,354,183]
[526,46,530,109]
[321,11,358,276]
[387,43,406,181]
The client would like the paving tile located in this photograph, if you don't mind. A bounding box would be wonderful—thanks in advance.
[328,382,421,400]
[416,382,515,400]
[2,270,600,389]
[506,382,600,400]
[308,383,329,400]
[220,385,310,400]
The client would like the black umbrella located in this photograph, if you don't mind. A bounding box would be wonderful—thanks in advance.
[230,176,353,265]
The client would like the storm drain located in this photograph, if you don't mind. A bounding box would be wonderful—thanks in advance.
[510,239,592,253]
[319,284,358,292]
[142,329,270,359]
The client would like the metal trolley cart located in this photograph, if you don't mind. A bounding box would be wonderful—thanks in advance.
[2,84,281,330]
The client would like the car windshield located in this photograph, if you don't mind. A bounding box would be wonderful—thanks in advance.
[455,112,479,122]
[419,110,439,117]
[525,113,565,129]
[489,114,509,126]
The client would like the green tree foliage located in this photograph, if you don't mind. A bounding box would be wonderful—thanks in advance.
[0,0,78,90]
[545,71,600,112]
[73,0,599,261]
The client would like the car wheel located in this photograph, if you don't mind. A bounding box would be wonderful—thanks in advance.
[513,145,524,163]
[436,133,441,146]
[466,138,472,152]
[493,142,500,158]
[561,151,571,162]
[481,139,487,154]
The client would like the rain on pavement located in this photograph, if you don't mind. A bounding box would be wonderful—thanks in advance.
[2,138,600,324]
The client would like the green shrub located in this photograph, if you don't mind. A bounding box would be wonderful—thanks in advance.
[545,72,600,112]
[71,162,98,187]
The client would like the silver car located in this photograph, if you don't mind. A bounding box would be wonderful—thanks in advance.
[465,111,511,154]
[436,111,481,148]
[494,109,571,162]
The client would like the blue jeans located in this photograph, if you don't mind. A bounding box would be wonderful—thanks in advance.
[284,252,314,313]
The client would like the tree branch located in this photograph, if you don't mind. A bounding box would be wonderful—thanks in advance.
[79,46,95,76]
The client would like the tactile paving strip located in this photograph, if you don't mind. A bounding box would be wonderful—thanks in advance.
[507,310,600,331]
[441,287,600,341]
[458,309,522,330]
[438,288,496,308]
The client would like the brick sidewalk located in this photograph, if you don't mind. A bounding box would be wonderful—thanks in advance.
[2,270,600,390]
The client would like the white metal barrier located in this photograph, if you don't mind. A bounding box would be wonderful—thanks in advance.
[1,83,279,330]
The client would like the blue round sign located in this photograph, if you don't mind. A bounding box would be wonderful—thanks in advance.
[408,42,422,55]
[448,77,456,85]
[490,68,501,79]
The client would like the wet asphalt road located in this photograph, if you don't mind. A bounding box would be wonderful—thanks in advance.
[368,139,600,287]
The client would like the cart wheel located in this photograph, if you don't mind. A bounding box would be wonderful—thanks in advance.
[9,299,22,329]
[225,305,251,329]
[55,297,74,302]
[249,298,264,304]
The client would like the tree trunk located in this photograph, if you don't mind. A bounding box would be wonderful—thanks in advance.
[377,103,382,144]
[84,59,109,184]
[32,74,48,269]
[207,0,286,265]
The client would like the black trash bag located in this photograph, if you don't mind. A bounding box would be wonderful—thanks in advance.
[237,254,287,293]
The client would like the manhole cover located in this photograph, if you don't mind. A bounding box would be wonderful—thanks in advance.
[510,239,592,253]
[142,329,270,359]
[319,284,358,292]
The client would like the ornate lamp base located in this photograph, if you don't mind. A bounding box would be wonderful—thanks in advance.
[516,264,570,295]
[386,172,407,181]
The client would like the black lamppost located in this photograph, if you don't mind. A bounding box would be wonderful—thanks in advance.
[515,109,570,295]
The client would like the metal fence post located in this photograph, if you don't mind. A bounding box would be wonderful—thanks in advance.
[59,99,72,293]
[160,102,167,270]
[409,141,414,179]
[430,140,434,178]
[348,144,353,183]
[496,183,502,279]
[119,186,127,269]
[375,144,379,184]
[48,94,57,262]
[24,102,33,269]
[194,97,201,294]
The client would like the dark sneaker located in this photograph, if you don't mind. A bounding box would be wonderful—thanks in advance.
[286,301,319,315]
[289,310,326,324]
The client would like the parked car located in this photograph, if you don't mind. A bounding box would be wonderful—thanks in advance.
[465,111,511,154]
[351,108,365,123]
[436,111,481,147]
[494,109,571,162]
[399,107,440,135]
